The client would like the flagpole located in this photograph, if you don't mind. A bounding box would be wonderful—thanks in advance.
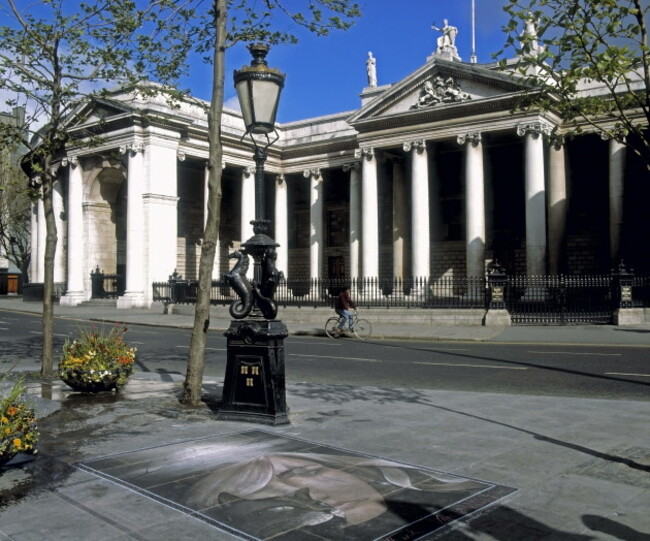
[471,0,478,63]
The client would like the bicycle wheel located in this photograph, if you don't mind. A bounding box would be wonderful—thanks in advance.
[325,317,342,338]
[353,318,372,340]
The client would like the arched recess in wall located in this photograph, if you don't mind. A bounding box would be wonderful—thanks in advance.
[84,157,127,281]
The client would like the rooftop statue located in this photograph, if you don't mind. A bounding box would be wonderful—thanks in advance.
[431,19,459,57]
[366,51,377,87]
[520,14,544,55]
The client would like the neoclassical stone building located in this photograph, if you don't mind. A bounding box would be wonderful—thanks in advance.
[29,43,649,308]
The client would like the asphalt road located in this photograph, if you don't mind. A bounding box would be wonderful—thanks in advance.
[2,311,649,401]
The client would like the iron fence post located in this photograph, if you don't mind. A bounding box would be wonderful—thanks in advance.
[169,270,180,305]
[484,261,511,326]
[611,261,644,325]
[613,261,633,309]
[91,266,104,299]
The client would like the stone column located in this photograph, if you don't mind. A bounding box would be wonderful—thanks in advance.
[355,147,379,278]
[275,174,288,278]
[52,179,65,283]
[607,135,626,264]
[142,144,179,293]
[241,166,255,243]
[548,136,567,275]
[343,162,361,280]
[518,122,550,276]
[458,132,485,277]
[240,166,255,279]
[203,160,209,230]
[36,195,46,283]
[392,159,407,278]
[60,157,85,305]
[404,140,430,278]
[117,143,146,308]
[30,201,38,283]
[305,168,323,281]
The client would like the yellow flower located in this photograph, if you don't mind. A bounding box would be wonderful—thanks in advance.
[1,416,8,423]
[4,427,10,434]
[13,438,22,449]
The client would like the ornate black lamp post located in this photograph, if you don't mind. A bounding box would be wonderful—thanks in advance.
[217,44,289,425]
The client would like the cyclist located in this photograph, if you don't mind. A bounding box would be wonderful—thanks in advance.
[334,286,357,335]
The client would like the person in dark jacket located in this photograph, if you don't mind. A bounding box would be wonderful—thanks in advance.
[334,287,357,333]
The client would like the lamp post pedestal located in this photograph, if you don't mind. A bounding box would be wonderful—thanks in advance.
[217,319,289,425]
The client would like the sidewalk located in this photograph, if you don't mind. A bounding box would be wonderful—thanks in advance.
[2,295,650,345]
[1,297,649,540]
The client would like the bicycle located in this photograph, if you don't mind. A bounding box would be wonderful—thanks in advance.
[325,311,372,340]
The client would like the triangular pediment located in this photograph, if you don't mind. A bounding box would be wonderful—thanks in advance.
[66,97,136,130]
[348,58,530,126]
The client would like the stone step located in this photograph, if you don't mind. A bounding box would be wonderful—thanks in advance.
[78,298,118,308]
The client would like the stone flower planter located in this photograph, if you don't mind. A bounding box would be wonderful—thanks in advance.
[1,380,39,467]
[58,324,137,394]
[59,366,133,393]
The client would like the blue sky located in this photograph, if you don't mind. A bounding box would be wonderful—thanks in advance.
[186,0,513,123]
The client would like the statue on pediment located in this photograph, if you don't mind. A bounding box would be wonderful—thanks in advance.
[411,76,471,110]
[366,51,377,87]
[520,14,544,55]
[431,19,459,59]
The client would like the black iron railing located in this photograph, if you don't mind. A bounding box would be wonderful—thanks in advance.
[505,274,614,325]
[152,274,488,309]
[22,282,66,301]
[632,274,650,307]
[90,267,125,299]
[152,264,648,325]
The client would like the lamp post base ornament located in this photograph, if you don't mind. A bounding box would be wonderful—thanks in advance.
[217,319,289,426]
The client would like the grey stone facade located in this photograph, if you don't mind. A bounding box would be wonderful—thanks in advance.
[28,53,649,307]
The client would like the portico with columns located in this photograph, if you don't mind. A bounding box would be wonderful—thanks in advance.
[29,51,648,308]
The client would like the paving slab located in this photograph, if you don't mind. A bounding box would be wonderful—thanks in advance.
[1,297,650,539]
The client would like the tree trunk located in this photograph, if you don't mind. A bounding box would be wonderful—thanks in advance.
[181,0,226,406]
[40,172,57,376]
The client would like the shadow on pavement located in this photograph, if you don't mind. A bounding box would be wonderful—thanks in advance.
[582,514,650,541]
[289,383,650,474]
[446,506,595,540]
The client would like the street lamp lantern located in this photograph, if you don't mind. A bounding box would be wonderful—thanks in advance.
[230,43,286,311]
[218,43,289,426]
[234,43,285,136]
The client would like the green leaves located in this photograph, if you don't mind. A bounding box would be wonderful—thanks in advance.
[500,0,650,169]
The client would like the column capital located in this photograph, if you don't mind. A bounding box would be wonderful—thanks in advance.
[177,151,186,161]
[354,147,374,161]
[601,124,628,143]
[456,132,482,146]
[243,165,255,177]
[303,168,321,179]
[402,140,426,153]
[276,174,286,185]
[549,133,565,150]
[342,162,360,173]
[119,142,145,156]
[516,121,553,139]
[61,156,78,168]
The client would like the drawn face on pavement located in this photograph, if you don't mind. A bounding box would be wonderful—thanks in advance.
[189,450,485,532]
[190,454,386,525]
[247,455,386,524]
